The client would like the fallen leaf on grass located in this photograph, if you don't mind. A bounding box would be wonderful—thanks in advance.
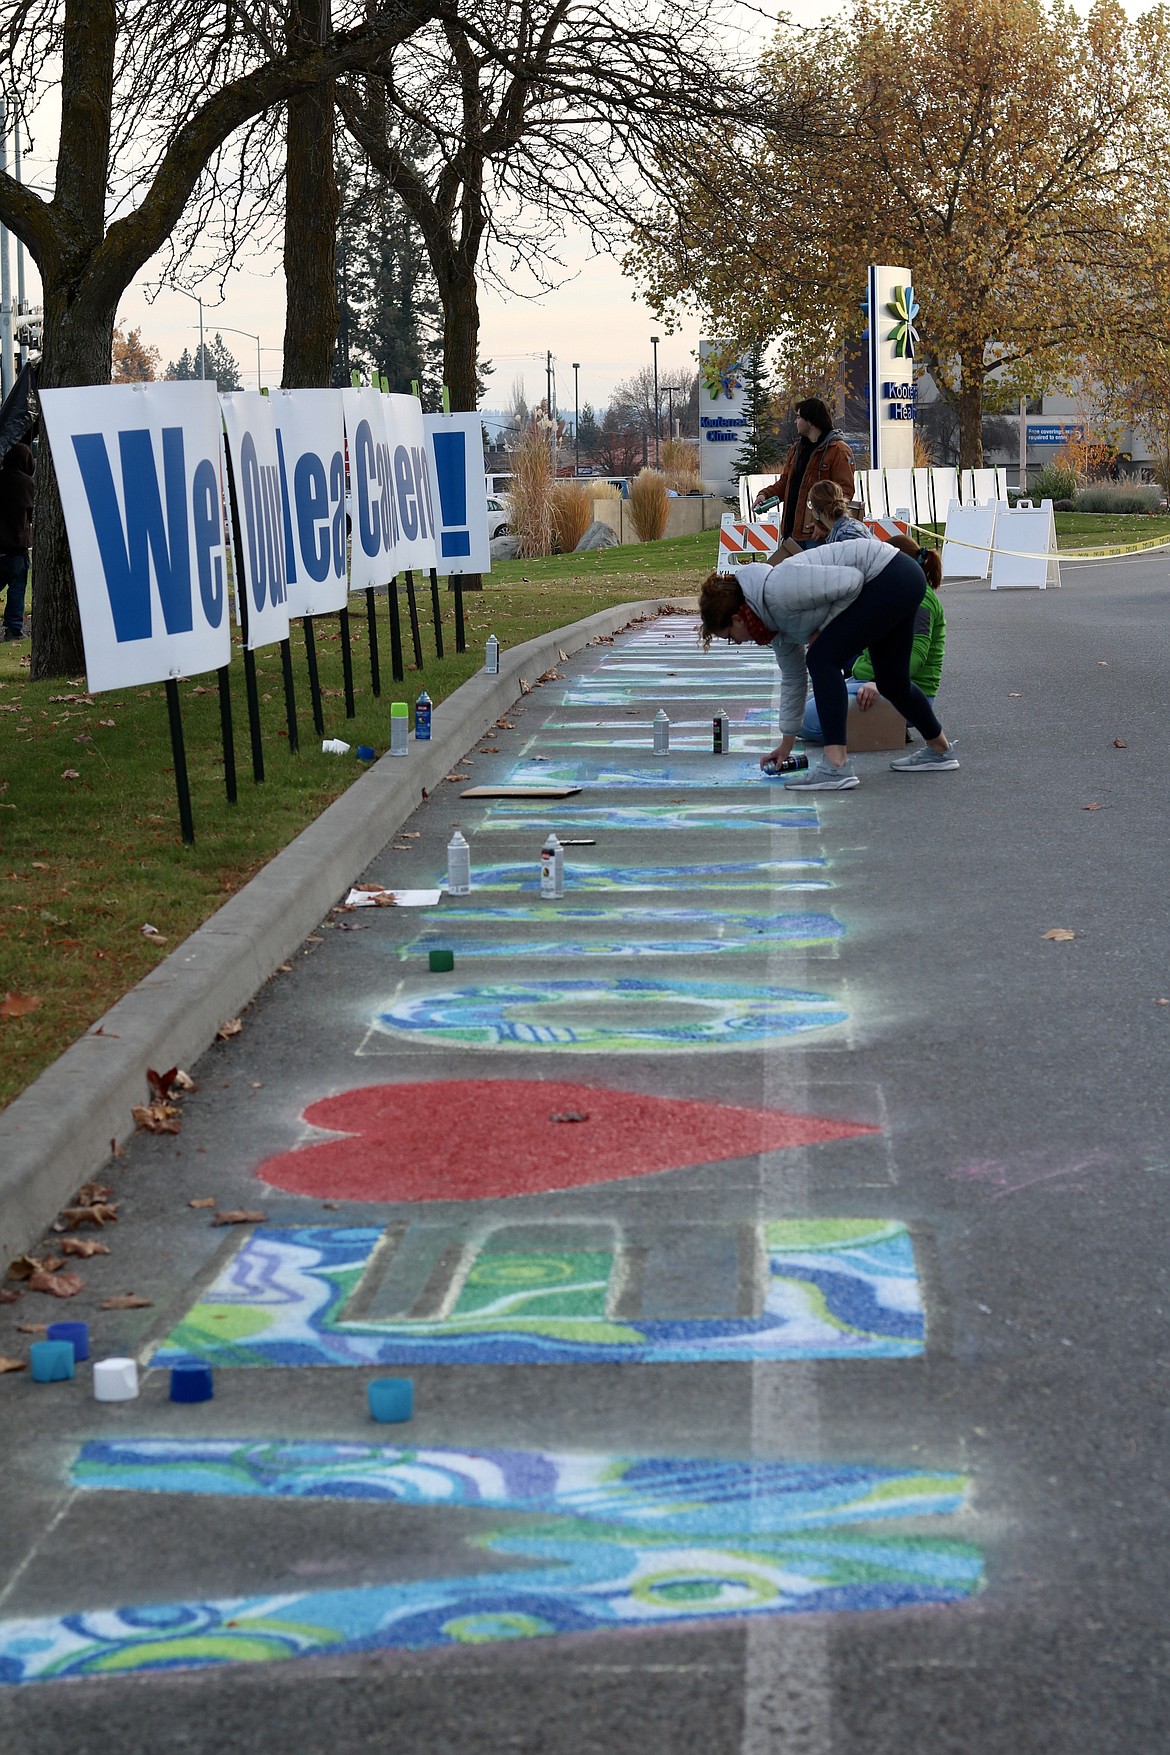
[141,923,166,941]
[189,1197,216,1208]
[217,1018,243,1040]
[1113,738,1127,749]
[28,1270,85,1298]
[212,1210,267,1226]
[61,769,81,781]
[132,1101,182,1135]
[1042,928,1077,942]
[100,1292,152,1310]
[0,1357,27,1374]
[1,991,41,1019]
[59,1238,109,1258]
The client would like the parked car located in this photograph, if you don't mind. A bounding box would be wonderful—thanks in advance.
[486,495,511,539]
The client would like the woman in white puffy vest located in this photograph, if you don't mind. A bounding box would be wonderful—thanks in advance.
[698,537,958,790]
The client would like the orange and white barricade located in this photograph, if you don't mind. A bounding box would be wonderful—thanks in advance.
[716,515,782,573]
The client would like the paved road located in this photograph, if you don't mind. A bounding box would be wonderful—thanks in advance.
[1,560,1168,1751]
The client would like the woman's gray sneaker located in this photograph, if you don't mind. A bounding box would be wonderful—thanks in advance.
[784,758,860,791]
[890,745,959,771]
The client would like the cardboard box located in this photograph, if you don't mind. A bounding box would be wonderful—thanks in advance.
[846,695,907,752]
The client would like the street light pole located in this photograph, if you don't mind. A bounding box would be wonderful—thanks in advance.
[650,335,660,468]
[218,325,263,391]
[573,362,580,477]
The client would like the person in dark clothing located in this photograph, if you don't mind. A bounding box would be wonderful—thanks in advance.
[0,442,34,640]
[751,398,855,544]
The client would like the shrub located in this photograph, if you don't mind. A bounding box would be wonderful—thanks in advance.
[627,469,670,541]
[590,481,622,502]
[550,479,595,552]
[1074,482,1163,515]
[661,437,702,495]
[1027,464,1079,503]
[508,423,555,557]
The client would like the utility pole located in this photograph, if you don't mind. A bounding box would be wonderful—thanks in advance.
[650,335,660,468]
[666,385,676,441]
[1018,396,1027,493]
[573,362,580,477]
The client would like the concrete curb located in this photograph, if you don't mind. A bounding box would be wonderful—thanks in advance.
[0,595,696,1267]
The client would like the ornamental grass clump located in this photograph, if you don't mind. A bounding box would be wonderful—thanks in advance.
[551,479,595,552]
[661,438,701,495]
[627,468,670,541]
[508,422,555,556]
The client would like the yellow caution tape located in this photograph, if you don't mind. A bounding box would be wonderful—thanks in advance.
[907,520,1170,564]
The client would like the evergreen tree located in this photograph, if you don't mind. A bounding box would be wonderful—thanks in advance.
[333,157,442,398]
[165,334,242,391]
[576,402,602,461]
[732,341,782,477]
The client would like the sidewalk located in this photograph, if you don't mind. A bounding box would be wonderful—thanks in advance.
[1,565,1168,1751]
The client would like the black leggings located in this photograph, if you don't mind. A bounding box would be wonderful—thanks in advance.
[805,552,943,748]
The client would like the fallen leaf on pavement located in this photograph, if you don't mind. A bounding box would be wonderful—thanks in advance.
[59,1238,110,1258]
[100,1292,153,1310]
[1097,660,1109,666]
[7,1255,41,1280]
[61,1203,119,1229]
[28,1270,85,1298]
[132,1101,182,1134]
[212,1210,267,1226]
[1082,803,1103,811]
[1042,928,1076,942]
[1113,738,1127,748]
[1,992,41,1019]
[0,1357,27,1374]
[1008,692,1021,698]
[536,669,561,684]
[398,832,421,839]
[1156,998,1170,1007]
[146,1066,179,1101]
[110,1137,125,1158]
[495,719,514,730]
[372,893,397,907]
[16,1322,46,1334]
[75,1182,113,1206]
[172,1070,196,1092]
[0,1287,22,1304]
[478,746,500,754]
[558,649,569,662]
[518,678,532,694]
[188,1197,216,1209]
[354,883,383,892]
[445,772,470,782]
[550,1111,590,1123]
[217,1018,243,1040]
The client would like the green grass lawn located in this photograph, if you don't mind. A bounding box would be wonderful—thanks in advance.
[1052,512,1170,548]
[0,533,712,1108]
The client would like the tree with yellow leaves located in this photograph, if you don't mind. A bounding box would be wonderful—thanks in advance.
[629,0,1170,467]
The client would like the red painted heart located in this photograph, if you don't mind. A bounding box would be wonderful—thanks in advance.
[255,1079,878,1203]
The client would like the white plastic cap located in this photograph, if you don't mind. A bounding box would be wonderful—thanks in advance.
[93,1357,140,1402]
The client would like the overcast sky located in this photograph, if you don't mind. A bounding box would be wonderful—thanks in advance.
[6,0,1152,409]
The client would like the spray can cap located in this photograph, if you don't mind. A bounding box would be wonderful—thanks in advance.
[417,689,431,702]
[654,708,669,720]
[449,826,467,844]
[390,702,408,717]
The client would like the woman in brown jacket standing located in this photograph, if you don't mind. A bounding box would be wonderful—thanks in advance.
[752,398,855,546]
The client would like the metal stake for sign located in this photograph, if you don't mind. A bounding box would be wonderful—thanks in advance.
[387,579,405,682]
[404,569,424,668]
[217,663,237,804]
[302,618,324,736]
[339,606,356,717]
[279,637,300,753]
[164,678,195,844]
[453,575,466,654]
[428,567,444,658]
[242,648,265,783]
[365,587,381,697]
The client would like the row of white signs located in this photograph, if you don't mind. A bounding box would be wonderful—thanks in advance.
[41,382,490,693]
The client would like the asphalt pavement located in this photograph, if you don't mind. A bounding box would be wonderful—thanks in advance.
[1,557,1168,1752]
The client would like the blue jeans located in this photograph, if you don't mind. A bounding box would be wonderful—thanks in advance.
[801,678,936,742]
[0,552,28,634]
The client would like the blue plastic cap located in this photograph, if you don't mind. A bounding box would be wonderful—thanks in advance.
[368,1378,414,1423]
[46,1320,90,1362]
[355,745,376,761]
[169,1360,215,1403]
[30,1340,76,1383]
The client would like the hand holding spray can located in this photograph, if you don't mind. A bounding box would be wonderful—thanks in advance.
[540,831,564,899]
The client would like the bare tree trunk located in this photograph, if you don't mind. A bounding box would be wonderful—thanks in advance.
[283,0,338,386]
[957,350,985,470]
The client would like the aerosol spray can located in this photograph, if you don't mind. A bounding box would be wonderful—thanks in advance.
[485,634,500,675]
[652,709,670,755]
[776,752,809,775]
[390,701,409,755]
[713,709,730,754]
[446,828,471,895]
[414,689,432,740]
[540,831,564,899]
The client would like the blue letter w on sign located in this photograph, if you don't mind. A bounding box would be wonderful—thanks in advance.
[432,430,471,559]
[72,428,193,642]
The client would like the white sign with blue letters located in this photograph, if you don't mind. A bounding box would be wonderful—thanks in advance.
[423,410,491,575]
[219,392,292,651]
[40,381,231,693]
[268,388,348,617]
[343,387,397,590]
[381,393,439,575]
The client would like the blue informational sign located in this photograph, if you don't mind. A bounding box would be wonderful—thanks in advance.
[1027,424,1083,447]
[40,382,232,692]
